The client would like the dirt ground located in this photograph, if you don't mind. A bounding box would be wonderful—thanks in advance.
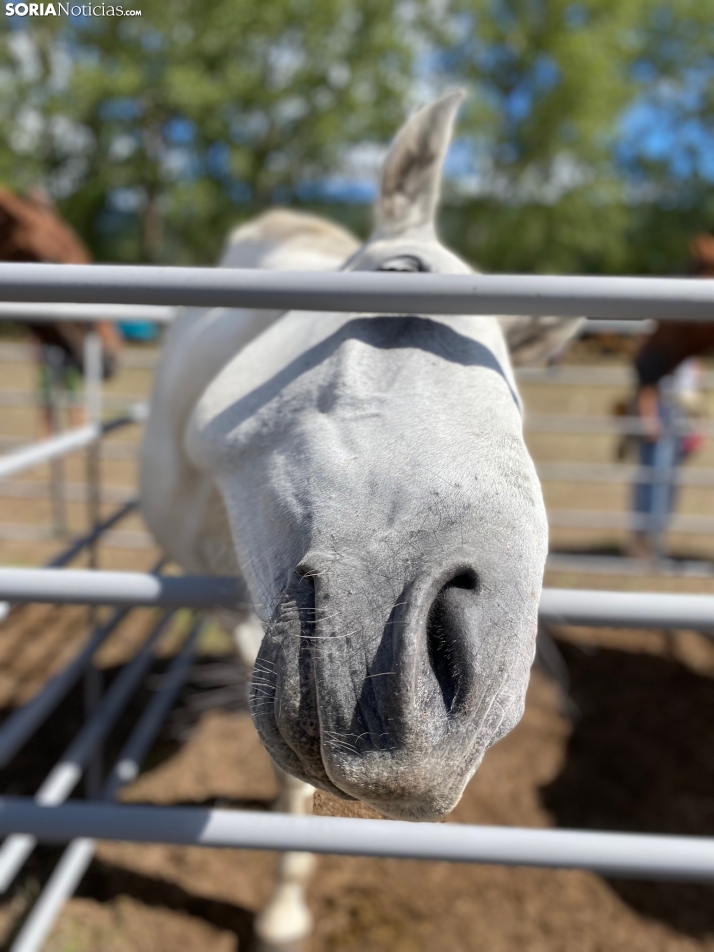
[2,336,714,951]
[5,621,714,952]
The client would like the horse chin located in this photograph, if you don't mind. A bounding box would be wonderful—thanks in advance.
[249,634,499,823]
[319,750,481,821]
[255,717,475,822]
[257,728,468,822]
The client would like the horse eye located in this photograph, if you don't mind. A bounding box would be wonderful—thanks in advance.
[378,255,428,273]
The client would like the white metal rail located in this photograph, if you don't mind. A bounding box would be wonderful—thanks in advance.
[0,302,173,324]
[0,404,146,482]
[0,568,247,608]
[0,607,130,769]
[8,618,203,952]
[0,568,711,629]
[3,286,712,545]
[0,611,177,892]
[0,800,713,883]
[0,557,162,768]
[0,390,149,410]
[0,263,714,321]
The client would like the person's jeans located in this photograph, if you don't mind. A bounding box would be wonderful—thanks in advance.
[633,434,683,536]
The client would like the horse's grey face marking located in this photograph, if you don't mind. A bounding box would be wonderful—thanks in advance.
[189,91,554,820]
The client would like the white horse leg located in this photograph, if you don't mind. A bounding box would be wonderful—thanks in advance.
[254,768,316,952]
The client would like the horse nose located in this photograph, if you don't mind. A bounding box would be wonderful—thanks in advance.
[293,553,482,726]
[395,557,481,724]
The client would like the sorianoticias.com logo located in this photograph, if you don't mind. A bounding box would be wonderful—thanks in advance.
[5,2,141,14]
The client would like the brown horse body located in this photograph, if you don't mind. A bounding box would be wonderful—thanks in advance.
[634,235,714,386]
[0,189,121,374]
[635,320,714,385]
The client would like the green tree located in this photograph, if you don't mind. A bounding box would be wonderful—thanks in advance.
[2,0,714,275]
[0,0,412,263]
[430,0,714,274]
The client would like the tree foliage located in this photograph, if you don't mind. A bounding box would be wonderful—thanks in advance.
[1,0,714,273]
[430,0,714,273]
[0,0,412,262]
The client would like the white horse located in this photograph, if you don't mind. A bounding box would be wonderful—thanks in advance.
[141,90,579,950]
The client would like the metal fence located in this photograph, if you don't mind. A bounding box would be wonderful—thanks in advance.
[2,265,714,951]
[3,290,712,567]
[2,262,714,320]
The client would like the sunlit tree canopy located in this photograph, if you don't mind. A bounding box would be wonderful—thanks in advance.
[1,0,713,272]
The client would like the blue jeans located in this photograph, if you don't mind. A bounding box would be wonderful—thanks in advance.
[633,435,683,535]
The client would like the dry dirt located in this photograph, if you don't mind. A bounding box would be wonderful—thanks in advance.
[5,624,714,952]
[2,338,714,951]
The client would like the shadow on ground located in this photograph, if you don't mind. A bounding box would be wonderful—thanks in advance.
[76,859,255,949]
[0,655,250,798]
[541,638,714,937]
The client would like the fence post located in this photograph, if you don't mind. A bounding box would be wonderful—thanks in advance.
[44,347,68,539]
[82,331,103,799]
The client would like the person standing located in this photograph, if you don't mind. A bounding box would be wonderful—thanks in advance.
[629,354,705,559]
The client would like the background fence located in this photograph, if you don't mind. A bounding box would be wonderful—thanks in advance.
[1,266,714,951]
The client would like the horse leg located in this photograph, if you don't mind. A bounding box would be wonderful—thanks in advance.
[253,768,316,952]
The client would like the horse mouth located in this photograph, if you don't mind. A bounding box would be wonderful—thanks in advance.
[249,664,357,799]
[250,570,360,799]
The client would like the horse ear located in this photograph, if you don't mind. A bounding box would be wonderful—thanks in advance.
[374,89,465,238]
[500,316,585,366]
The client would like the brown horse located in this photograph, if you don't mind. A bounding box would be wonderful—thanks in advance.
[634,233,714,386]
[0,188,121,379]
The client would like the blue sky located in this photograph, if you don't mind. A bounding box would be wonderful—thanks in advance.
[619,85,714,184]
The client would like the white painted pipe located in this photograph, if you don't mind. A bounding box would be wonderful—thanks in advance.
[0,405,146,482]
[0,568,246,609]
[545,553,714,579]
[547,510,714,533]
[0,390,147,410]
[0,607,130,768]
[0,302,174,323]
[0,799,713,882]
[14,840,95,952]
[525,414,714,436]
[1,264,714,321]
[538,588,714,629]
[581,318,656,335]
[83,332,102,427]
[0,570,710,630]
[537,463,714,487]
[0,426,99,481]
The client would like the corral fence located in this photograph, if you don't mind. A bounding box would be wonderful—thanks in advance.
[1,276,711,571]
[1,264,714,951]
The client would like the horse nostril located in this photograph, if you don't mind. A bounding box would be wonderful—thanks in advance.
[442,571,478,592]
[425,570,478,715]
